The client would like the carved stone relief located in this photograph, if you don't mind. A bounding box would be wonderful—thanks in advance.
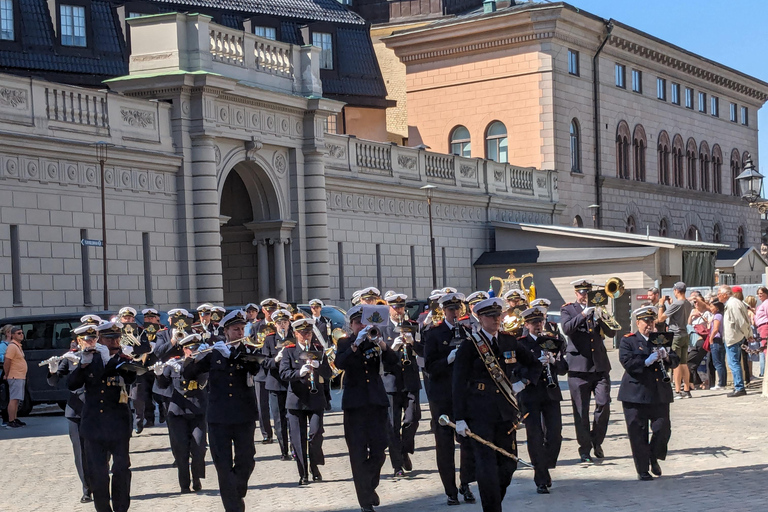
[120,108,155,128]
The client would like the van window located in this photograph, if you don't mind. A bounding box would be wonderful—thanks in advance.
[54,321,79,349]
[19,321,54,350]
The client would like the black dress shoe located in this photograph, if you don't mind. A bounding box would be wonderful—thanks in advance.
[135,421,144,434]
[299,477,310,486]
[580,454,593,464]
[361,507,375,512]
[593,444,604,458]
[394,469,405,478]
[371,491,380,506]
[650,459,662,476]
[447,495,460,505]
[727,389,747,397]
[402,453,413,471]
[80,495,92,503]
[280,454,292,461]
[536,484,550,494]
[262,437,273,445]
[458,484,476,503]
[192,478,202,491]
[325,403,332,412]
[637,472,654,481]
[180,488,192,494]
[145,420,155,428]
[546,475,552,488]
[312,471,323,482]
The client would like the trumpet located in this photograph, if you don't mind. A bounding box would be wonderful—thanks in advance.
[365,326,381,341]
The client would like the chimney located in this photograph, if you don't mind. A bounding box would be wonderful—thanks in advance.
[483,0,496,13]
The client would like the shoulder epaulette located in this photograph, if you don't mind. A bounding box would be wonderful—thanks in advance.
[563,302,573,307]
[623,333,633,337]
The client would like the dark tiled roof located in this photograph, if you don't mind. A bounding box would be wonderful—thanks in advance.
[154,0,365,24]
[323,27,387,98]
[474,249,540,266]
[716,248,750,261]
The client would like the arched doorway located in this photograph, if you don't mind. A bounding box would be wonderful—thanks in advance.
[219,160,289,305]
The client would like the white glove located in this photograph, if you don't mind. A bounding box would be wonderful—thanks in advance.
[539,352,556,365]
[391,336,404,351]
[213,340,231,358]
[657,347,668,359]
[447,348,458,365]
[582,306,595,317]
[122,345,134,356]
[355,326,372,346]
[645,351,660,366]
[275,347,286,363]
[48,361,59,374]
[300,364,311,377]
[95,343,111,365]
[197,343,209,353]
[512,381,526,394]
[455,420,470,437]
[63,352,80,363]
[309,359,320,369]
[80,351,94,365]
[154,365,164,376]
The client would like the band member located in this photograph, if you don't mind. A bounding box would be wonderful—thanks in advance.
[243,303,261,337]
[619,306,679,480]
[452,298,533,512]
[380,291,421,477]
[503,289,528,312]
[47,326,99,504]
[262,309,294,461]
[423,292,476,505]
[279,317,332,485]
[249,299,280,444]
[309,298,334,411]
[210,306,226,341]
[131,308,160,433]
[560,278,615,463]
[335,305,400,512]
[183,310,262,512]
[155,333,209,493]
[69,321,137,512]
[466,291,489,328]
[518,306,567,494]
[357,286,382,305]
[153,309,192,425]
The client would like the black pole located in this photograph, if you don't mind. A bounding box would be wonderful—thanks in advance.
[427,196,437,290]
[592,19,613,229]
[100,158,109,310]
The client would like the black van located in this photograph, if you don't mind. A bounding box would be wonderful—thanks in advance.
[0,311,112,416]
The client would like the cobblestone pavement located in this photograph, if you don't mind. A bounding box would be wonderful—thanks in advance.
[2,351,768,512]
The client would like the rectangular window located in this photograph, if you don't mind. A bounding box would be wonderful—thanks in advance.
[656,77,666,100]
[615,64,625,88]
[698,92,707,113]
[142,232,153,306]
[337,241,345,300]
[671,83,680,105]
[730,102,738,122]
[0,0,14,40]
[324,113,337,134]
[685,87,693,109]
[711,96,719,117]
[312,32,333,70]
[631,69,642,93]
[741,106,749,126]
[254,26,276,40]
[80,228,92,306]
[10,224,21,305]
[567,49,579,76]
[60,4,86,47]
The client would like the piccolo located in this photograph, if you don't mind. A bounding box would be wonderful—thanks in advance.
[38,350,86,367]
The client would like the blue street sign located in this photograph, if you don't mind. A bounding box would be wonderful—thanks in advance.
[81,239,104,247]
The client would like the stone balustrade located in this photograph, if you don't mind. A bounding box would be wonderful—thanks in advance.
[324,133,557,202]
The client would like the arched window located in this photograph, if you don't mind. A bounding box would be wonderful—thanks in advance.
[738,226,746,248]
[632,124,646,181]
[659,218,668,237]
[657,131,670,185]
[686,225,700,241]
[713,223,721,243]
[616,121,631,179]
[686,137,697,190]
[712,144,723,194]
[485,121,508,163]
[449,125,471,157]
[570,119,581,173]
[573,215,583,227]
[699,141,710,192]
[731,148,741,196]
[626,215,636,233]
[672,134,684,187]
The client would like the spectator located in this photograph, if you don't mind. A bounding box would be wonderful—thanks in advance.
[706,298,727,389]
[756,286,768,378]
[718,285,752,397]
[686,291,711,389]
[743,295,757,384]
[646,287,667,332]
[658,282,693,399]
[3,326,28,428]
[0,324,11,426]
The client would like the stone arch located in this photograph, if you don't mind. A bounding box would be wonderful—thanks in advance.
[632,124,647,181]
[699,140,710,192]
[624,201,644,233]
[686,137,697,190]
[616,120,631,179]
[672,134,684,187]
[218,149,285,221]
[657,130,670,185]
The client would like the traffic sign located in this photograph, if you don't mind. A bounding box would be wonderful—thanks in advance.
[81,239,104,247]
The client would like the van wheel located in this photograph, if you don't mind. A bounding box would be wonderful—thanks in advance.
[18,390,33,417]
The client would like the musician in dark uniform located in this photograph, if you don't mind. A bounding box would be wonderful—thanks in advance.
[517,306,568,494]
[153,309,191,425]
[182,310,262,512]
[335,305,400,512]
[245,300,276,444]
[209,306,226,342]
[619,306,679,481]
[131,308,160,434]
[261,308,294,461]
[466,291,489,329]
[560,278,615,463]
[452,297,534,512]
[155,333,209,493]
[279,316,332,485]
[308,298,334,412]
[357,286,382,305]
[423,292,476,505]
[68,321,137,512]
[380,291,421,477]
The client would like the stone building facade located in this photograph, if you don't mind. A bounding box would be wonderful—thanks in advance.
[383,1,768,247]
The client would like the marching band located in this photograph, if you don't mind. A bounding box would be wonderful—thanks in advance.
[43,274,679,512]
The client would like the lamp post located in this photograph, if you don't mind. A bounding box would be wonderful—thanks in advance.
[735,157,767,212]
[92,141,114,310]
[421,184,438,290]
[587,204,600,229]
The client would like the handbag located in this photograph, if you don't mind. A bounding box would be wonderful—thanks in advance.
[701,337,710,352]
[693,322,710,338]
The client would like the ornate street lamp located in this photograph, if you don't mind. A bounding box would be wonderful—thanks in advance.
[736,157,768,213]
[420,184,438,290]
[92,141,115,310]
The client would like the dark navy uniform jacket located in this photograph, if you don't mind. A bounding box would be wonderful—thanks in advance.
[452,331,533,424]
[517,334,568,404]
[262,332,292,392]
[279,342,332,411]
[618,333,679,405]
[48,357,85,420]
[380,323,422,394]
[183,344,260,424]
[156,358,208,418]
[335,336,400,411]
[312,316,332,345]
[560,302,614,373]
[423,321,461,406]
[152,328,182,397]
[68,354,137,442]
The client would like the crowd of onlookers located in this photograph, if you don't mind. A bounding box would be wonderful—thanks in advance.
[0,323,28,428]
[647,284,767,399]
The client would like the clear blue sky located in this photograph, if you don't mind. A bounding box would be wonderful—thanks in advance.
[566,0,768,172]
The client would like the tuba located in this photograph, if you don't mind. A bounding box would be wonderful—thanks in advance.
[490,268,536,303]
[501,307,524,337]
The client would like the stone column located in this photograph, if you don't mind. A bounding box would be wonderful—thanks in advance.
[272,238,287,301]
[190,135,224,302]
[302,150,331,300]
[256,239,270,299]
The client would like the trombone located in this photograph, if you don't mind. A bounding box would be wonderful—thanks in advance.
[590,277,625,333]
